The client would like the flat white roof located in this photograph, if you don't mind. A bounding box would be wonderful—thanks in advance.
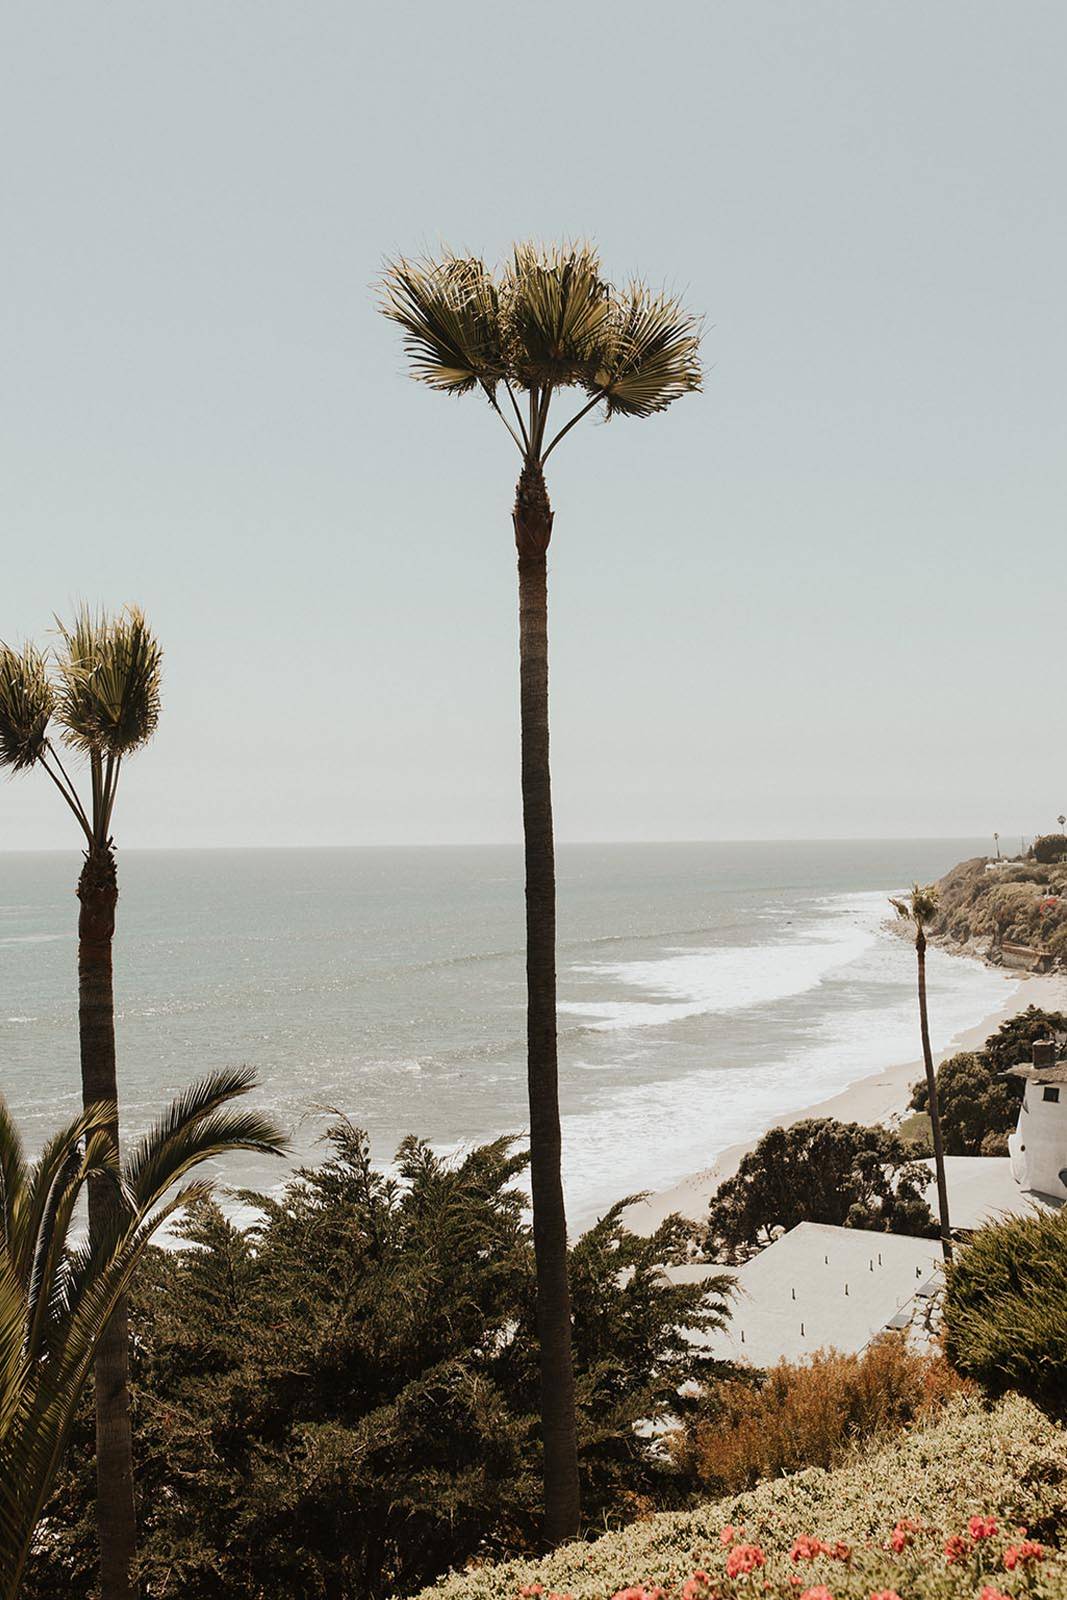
[921,1156,1062,1230]
[671,1221,943,1368]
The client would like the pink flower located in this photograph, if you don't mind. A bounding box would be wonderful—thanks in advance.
[681,1574,711,1600]
[720,1526,739,1547]
[725,1544,765,1579]
[790,1537,829,1563]
[798,1588,834,1600]
[969,1515,998,1541]
[978,1589,1013,1600]
[888,1519,918,1553]
[944,1534,970,1564]
[1004,1540,1045,1570]
[519,1588,543,1598]
[869,1592,903,1600]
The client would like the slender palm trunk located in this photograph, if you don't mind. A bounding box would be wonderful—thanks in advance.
[514,462,580,1545]
[78,845,139,1600]
[916,928,953,1263]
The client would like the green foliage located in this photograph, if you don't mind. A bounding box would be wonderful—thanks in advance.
[1032,833,1067,864]
[0,1073,285,1600]
[930,854,1067,958]
[379,243,702,460]
[414,1394,1067,1600]
[909,1007,1067,1153]
[943,1204,1067,1412]
[53,605,162,760]
[704,1119,934,1258]
[0,642,52,771]
[27,1125,731,1600]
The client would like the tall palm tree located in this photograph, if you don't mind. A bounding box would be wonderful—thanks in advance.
[0,607,163,1598]
[380,244,702,1543]
[891,883,953,1262]
[0,1068,287,1600]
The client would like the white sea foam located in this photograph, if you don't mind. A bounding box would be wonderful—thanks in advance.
[560,894,883,1031]
[560,891,1019,1226]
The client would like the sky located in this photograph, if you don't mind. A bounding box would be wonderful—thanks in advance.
[2,1,1064,851]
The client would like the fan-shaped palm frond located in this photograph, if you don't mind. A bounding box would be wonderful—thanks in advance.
[53,605,162,762]
[0,644,53,772]
[592,283,703,418]
[500,241,613,389]
[0,1075,286,1597]
[380,254,505,395]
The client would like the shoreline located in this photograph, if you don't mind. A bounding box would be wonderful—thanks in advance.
[622,965,1067,1237]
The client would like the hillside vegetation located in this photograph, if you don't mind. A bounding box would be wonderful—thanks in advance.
[419,1395,1067,1600]
[932,848,1067,965]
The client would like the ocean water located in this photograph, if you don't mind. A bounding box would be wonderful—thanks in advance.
[0,840,1016,1228]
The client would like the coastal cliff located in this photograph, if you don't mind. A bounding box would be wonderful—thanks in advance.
[928,844,1067,971]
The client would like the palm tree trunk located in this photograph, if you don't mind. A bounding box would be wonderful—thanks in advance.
[514,462,580,1546]
[78,845,139,1600]
[916,928,953,1264]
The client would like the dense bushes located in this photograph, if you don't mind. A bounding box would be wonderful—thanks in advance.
[943,1204,1067,1413]
[417,1395,1067,1600]
[705,1120,933,1258]
[1032,833,1067,865]
[909,1006,1067,1154]
[27,1125,732,1600]
[930,854,1067,957]
[671,1340,970,1493]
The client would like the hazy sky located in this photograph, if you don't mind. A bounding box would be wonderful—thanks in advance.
[2,2,1064,851]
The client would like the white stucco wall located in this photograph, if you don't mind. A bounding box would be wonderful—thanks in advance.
[1009,1081,1067,1199]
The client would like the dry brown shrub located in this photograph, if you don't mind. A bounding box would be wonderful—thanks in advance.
[673,1338,972,1493]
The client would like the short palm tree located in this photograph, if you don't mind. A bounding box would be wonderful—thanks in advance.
[380,244,702,1542]
[0,1068,286,1600]
[0,607,163,1598]
[891,884,953,1262]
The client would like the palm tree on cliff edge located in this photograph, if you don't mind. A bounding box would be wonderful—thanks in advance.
[0,606,163,1599]
[380,244,702,1543]
[891,883,953,1263]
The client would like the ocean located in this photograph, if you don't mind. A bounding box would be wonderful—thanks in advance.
[0,840,1015,1228]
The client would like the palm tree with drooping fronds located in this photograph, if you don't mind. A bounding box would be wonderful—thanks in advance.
[0,1067,287,1600]
[891,883,953,1262]
[0,606,163,1598]
[380,244,702,1543]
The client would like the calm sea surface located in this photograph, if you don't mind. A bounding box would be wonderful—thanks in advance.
[0,841,1015,1227]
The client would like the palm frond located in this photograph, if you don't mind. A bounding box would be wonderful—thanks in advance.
[0,644,53,772]
[593,282,703,418]
[500,241,613,389]
[891,882,939,929]
[379,254,505,394]
[52,605,162,761]
[125,1067,287,1210]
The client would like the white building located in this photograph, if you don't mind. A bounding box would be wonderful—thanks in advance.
[1006,1041,1067,1202]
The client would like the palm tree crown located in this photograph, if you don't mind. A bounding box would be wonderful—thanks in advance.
[380,243,702,469]
[891,882,939,935]
[0,606,162,850]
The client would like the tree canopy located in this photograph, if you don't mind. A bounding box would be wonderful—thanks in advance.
[27,1123,733,1600]
[705,1119,935,1259]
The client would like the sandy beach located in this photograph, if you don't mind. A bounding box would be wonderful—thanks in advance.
[624,966,1067,1236]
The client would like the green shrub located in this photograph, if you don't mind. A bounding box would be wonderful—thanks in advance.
[415,1395,1067,1600]
[1032,833,1067,864]
[943,1204,1067,1412]
[671,1340,970,1493]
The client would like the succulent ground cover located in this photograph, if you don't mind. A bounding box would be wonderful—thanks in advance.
[416,1396,1067,1600]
